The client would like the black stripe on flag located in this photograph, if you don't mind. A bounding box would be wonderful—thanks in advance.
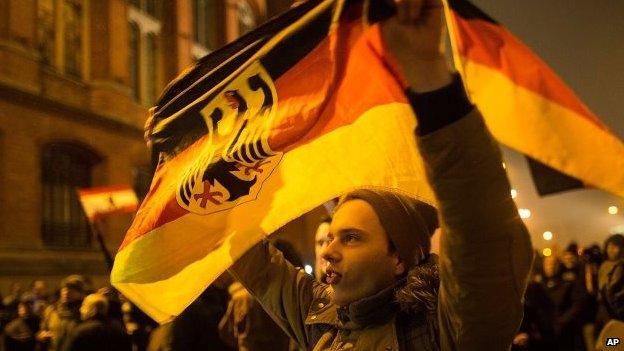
[526,156,584,196]
[155,0,330,121]
[447,0,498,24]
[150,1,336,156]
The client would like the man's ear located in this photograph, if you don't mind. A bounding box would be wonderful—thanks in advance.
[394,254,406,276]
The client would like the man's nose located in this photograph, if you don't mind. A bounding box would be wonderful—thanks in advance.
[321,240,341,264]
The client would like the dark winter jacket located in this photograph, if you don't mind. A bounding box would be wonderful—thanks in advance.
[62,316,131,351]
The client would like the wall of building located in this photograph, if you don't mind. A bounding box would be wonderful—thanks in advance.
[0,0,315,296]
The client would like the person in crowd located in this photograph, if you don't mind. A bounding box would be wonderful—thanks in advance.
[147,285,232,351]
[561,243,581,282]
[2,283,25,324]
[313,217,331,283]
[220,239,303,351]
[512,265,556,351]
[37,275,86,351]
[120,296,157,351]
[542,255,588,350]
[26,280,51,318]
[226,0,533,349]
[594,234,624,348]
[62,293,131,351]
[3,296,40,351]
[96,287,124,330]
[579,244,603,350]
[596,234,624,331]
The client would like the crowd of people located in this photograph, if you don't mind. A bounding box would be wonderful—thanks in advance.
[513,234,624,350]
[1,233,622,351]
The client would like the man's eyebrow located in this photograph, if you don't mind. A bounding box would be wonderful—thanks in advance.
[336,227,366,235]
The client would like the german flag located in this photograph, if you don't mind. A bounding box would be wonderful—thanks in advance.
[111,0,435,323]
[445,0,624,197]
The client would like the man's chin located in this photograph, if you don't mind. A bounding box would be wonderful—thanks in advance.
[331,291,357,306]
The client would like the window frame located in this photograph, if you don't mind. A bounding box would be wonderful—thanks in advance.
[41,141,102,249]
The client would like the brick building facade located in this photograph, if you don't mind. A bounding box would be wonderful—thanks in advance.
[0,0,306,294]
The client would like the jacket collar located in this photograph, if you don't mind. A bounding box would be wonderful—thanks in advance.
[337,278,405,329]
[304,255,439,330]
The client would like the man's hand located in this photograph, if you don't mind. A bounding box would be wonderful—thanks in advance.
[512,333,530,347]
[381,0,452,92]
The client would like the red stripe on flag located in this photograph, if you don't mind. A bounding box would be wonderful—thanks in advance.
[449,12,607,130]
[79,184,134,196]
[267,21,406,152]
[92,204,139,221]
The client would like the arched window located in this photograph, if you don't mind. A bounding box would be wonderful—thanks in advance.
[129,21,141,101]
[41,142,102,247]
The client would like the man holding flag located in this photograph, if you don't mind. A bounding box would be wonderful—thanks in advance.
[227,0,532,350]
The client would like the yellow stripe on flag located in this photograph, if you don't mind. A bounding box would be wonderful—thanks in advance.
[462,59,624,196]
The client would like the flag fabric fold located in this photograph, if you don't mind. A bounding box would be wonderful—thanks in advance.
[445,0,624,197]
[112,0,435,323]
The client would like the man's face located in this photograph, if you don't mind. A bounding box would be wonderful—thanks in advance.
[561,252,577,269]
[322,199,403,306]
[60,287,83,304]
[543,256,559,278]
[314,222,331,280]
[607,243,621,261]
[33,280,46,295]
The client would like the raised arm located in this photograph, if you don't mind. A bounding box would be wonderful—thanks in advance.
[383,0,533,349]
[227,240,330,349]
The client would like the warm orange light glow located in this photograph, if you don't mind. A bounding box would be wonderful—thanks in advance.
[543,231,553,241]
[518,208,531,219]
[608,206,619,215]
[542,248,552,257]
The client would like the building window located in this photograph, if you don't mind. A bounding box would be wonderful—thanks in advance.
[236,0,256,36]
[37,0,87,78]
[145,33,158,105]
[193,0,221,54]
[128,3,161,105]
[38,0,56,65]
[63,0,84,77]
[128,0,161,19]
[129,22,141,101]
[41,142,102,248]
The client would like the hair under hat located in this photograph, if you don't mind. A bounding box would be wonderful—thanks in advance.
[337,189,438,270]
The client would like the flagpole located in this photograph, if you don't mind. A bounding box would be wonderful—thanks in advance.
[89,218,115,271]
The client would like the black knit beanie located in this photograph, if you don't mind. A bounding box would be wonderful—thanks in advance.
[337,189,438,270]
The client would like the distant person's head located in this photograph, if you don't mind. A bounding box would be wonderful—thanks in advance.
[561,250,578,270]
[272,239,303,268]
[17,296,34,318]
[605,234,624,261]
[543,256,561,278]
[314,217,331,281]
[561,247,580,282]
[60,275,87,304]
[80,293,109,321]
[32,280,47,295]
[322,189,437,306]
